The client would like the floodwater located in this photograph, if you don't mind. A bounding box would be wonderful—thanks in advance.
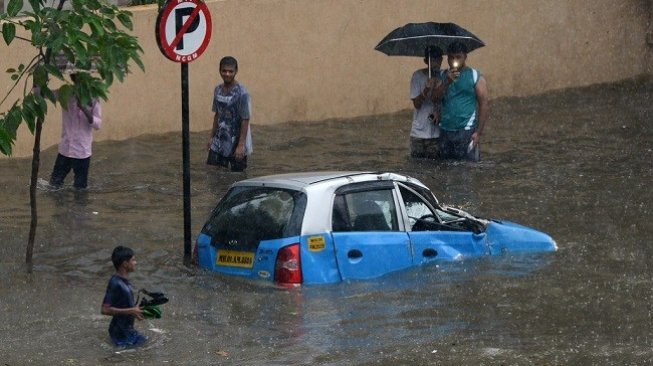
[1,78,651,365]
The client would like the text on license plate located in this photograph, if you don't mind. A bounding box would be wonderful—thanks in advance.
[216,250,255,268]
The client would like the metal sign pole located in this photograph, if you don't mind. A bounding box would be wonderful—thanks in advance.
[181,62,192,266]
[156,0,212,267]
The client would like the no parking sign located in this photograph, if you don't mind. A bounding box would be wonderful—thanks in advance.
[156,0,212,63]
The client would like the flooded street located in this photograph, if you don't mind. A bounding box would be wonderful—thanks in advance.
[1,78,652,365]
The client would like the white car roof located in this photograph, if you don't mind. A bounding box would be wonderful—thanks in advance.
[230,171,433,235]
[232,171,429,192]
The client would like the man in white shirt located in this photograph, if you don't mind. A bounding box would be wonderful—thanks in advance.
[408,46,443,159]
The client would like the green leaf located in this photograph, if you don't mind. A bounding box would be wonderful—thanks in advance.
[6,106,23,137]
[47,36,64,53]
[41,87,56,103]
[0,125,15,156]
[2,23,16,45]
[87,0,102,11]
[21,102,36,133]
[72,41,87,60]
[100,6,115,16]
[58,84,73,110]
[71,0,84,12]
[71,14,85,29]
[89,19,105,37]
[27,0,41,12]
[25,93,45,121]
[32,64,48,86]
[103,18,117,32]
[44,63,63,80]
[117,12,133,31]
[31,31,46,46]
[35,94,48,116]
[132,55,145,72]
[103,70,114,86]
[6,0,24,17]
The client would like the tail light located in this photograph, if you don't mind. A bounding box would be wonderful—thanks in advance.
[275,243,302,285]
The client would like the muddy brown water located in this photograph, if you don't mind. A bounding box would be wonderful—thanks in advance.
[1,78,651,365]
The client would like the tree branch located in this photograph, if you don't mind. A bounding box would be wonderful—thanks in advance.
[0,54,41,109]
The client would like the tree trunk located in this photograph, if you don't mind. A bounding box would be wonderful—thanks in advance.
[26,119,43,272]
[25,0,68,272]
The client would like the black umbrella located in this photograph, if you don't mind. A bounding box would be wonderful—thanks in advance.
[374,22,485,57]
[375,22,485,79]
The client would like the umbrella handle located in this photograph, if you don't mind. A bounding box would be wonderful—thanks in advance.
[428,49,431,79]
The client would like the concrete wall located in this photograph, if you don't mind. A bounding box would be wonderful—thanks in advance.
[2,0,652,158]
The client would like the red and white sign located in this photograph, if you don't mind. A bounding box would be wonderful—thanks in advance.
[156,0,212,63]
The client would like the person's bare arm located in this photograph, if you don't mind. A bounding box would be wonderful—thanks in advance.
[412,78,435,109]
[432,68,459,101]
[207,112,219,150]
[81,100,102,129]
[234,119,249,161]
[101,303,144,320]
[471,77,489,145]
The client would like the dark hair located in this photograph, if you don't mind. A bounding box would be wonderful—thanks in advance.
[447,41,468,55]
[424,46,443,59]
[111,246,134,270]
[219,56,238,71]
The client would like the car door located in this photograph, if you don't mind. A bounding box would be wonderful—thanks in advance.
[331,181,412,280]
[398,184,488,264]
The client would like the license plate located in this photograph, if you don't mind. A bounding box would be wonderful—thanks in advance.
[216,249,255,268]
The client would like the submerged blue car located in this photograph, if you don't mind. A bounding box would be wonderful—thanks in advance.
[195,172,557,285]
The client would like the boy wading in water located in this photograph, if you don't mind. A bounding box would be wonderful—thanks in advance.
[206,56,253,172]
[101,246,146,347]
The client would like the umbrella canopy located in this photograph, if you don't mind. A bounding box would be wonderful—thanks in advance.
[375,22,485,57]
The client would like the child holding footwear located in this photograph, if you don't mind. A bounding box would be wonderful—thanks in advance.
[101,246,146,347]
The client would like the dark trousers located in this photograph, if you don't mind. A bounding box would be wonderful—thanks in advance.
[50,153,91,189]
[206,149,247,172]
[439,129,481,162]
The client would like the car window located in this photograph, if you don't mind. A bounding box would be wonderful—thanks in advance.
[435,207,462,222]
[332,189,397,232]
[202,187,305,250]
[399,186,436,227]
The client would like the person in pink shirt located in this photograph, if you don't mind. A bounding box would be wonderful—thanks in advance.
[50,73,102,189]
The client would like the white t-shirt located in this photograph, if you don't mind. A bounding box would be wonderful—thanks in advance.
[409,68,440,139]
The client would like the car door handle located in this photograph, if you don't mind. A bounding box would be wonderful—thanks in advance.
[348,249,363,259]
[422,248,438,258]
[346,249,363,264]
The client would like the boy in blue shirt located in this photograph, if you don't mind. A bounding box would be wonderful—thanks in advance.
[101,246,146,347]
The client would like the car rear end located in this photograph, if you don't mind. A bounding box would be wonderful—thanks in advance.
[196,184,307,286]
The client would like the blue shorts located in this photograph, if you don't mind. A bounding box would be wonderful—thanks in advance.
[111,331,147,348]
[439,129,480,162]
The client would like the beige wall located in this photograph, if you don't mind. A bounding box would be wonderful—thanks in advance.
[2,0,652,158]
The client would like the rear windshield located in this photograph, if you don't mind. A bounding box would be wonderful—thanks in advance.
[202,187,306,250]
